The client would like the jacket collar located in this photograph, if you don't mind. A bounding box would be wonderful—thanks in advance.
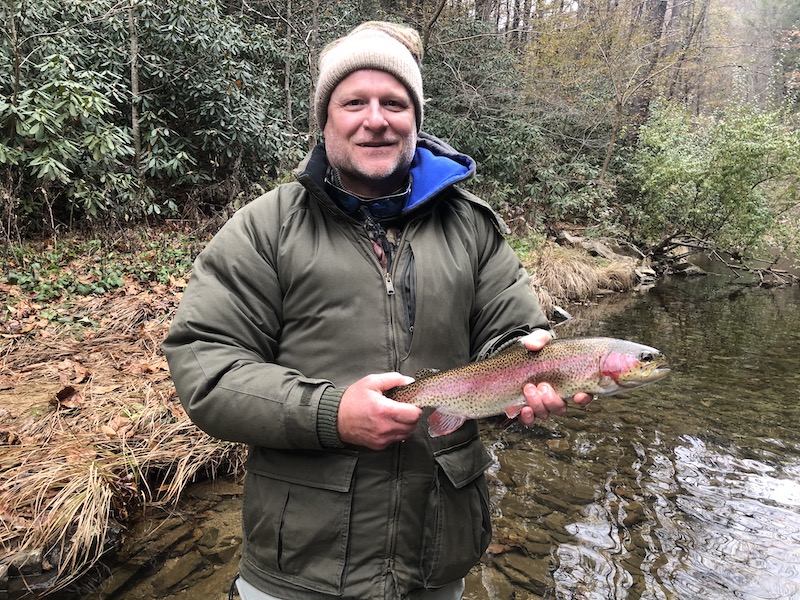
[294,131,476,219]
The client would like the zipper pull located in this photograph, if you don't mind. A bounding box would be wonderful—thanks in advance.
[384,272,395,295]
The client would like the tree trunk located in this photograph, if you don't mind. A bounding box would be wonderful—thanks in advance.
[475,0,494,23]
[128,0,141,176]
[423,0,447,47]
[521,0,532,45]
[284,0,293,129]
[7,0,21,104]
[307,0,320,149]
[621,0,668,145]
[599,104,622,182]
[666,0,709,104]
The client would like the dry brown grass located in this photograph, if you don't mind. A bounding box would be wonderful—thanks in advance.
[0,282,245,594]
[527,241,637,313]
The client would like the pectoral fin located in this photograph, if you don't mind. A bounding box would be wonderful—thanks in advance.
[504,404,524,418]
[427,409,467,437]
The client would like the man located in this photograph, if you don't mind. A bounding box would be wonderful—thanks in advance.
[163,21,590,600]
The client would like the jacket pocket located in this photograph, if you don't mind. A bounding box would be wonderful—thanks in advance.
[243,449,358,594]
[420,435,493,587]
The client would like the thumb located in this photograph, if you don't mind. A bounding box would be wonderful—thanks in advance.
[374,371,415,392]
[520,328,553,351]
[388,399,423,424]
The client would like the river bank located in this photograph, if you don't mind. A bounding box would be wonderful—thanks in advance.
[0,226,661,598]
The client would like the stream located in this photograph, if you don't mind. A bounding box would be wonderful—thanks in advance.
[470,274,800,599]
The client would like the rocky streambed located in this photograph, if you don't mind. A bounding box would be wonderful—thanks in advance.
[1,479,243,600]
[84,479,243,600]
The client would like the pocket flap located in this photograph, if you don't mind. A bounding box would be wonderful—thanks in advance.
[433,436,493,489]
[247,448,358,492]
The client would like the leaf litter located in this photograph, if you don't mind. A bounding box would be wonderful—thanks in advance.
[0,229,245,595]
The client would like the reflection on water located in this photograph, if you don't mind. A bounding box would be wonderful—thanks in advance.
[668,437,800,598]
[467,277,800,600]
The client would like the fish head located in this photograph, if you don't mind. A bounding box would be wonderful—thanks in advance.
[600,342,670,391]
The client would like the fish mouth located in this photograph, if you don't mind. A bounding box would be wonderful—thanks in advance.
[619,362,671,387]
[650,365,671,381]
[640,353,670,379]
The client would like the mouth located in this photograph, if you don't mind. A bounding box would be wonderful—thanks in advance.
[357,140,396,148]
[642,364,671,384]
[619,363,671,387]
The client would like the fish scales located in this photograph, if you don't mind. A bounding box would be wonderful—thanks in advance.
[387,336,670,437]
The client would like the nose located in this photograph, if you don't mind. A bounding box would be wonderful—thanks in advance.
[363,99,388,129]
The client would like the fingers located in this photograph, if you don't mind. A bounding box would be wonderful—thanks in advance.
[518,331,598,423]
[369,371,420,425]
[520,382,567,426]
[338,373,422,450]
[519,383,596,427]
[371,371,416,390]
[519,328,553,351]
[390,402,423,425]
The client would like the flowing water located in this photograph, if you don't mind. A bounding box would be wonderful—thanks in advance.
[467,275,800,600]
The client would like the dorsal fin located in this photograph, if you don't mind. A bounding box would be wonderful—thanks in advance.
[414,368,441,380]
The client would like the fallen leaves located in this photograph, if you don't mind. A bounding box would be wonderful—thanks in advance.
[0,374,15,391]
[53,385,83,409]
[0,427,20,446]
[1,298,51,337]
[49,359,92,410]
[127,356,169,375]
[57,358,91,385]
[1,316,50,337]
[99,415,134,438]
[0,228,247,593]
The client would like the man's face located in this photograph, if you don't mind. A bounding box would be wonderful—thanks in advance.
[324,69,417,198]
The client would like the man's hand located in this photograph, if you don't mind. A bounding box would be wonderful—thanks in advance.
[338,372,422,450]
[517,329,593,426]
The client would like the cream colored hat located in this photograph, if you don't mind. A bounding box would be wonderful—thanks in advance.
[314,21,424,131]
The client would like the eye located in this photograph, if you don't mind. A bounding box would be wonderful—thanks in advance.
[384,99,409,111]
[639,352,653,362]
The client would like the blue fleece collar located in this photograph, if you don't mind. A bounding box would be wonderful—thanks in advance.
[403,146,474,214]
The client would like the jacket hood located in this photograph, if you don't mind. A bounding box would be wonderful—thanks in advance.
[295,131,476,218]
[405,131,475,214]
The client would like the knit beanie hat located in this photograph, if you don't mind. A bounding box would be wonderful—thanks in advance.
[315,21,424,131]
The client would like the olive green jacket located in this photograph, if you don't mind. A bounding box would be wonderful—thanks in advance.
[163,133,548,599]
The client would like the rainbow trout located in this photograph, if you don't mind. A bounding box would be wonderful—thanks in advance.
[388,337,670,437]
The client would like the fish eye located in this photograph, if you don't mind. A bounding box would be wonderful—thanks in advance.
[639,353,653,362]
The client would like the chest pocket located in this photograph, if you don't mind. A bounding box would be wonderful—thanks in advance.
[402,218,476,366]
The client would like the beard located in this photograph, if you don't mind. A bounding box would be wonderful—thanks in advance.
[325,132,417,198]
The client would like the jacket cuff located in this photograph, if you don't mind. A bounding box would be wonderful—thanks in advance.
[317,386,346,449]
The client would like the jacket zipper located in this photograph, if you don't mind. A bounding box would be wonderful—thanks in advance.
[386,225,410,299]
[384,272,395,295]
[385,439,404,593]
[381,223,408,591]
[357,206,400,297]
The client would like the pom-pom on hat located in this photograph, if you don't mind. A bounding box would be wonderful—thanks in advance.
[314,21,424,131]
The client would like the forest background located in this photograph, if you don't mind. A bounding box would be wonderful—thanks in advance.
[2,0,800,266]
